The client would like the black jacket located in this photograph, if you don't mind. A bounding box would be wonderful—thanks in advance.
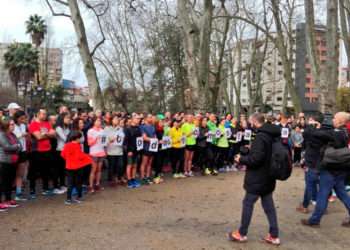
[314,126,349,172]
[240,123,281,196]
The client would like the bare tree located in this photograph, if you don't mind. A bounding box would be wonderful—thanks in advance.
[45,0,107,110]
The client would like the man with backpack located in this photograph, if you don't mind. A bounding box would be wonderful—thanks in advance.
[302,112,350,227]
[228,113,283,246]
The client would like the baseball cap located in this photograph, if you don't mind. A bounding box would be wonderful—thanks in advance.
[7,103,21,110]
[156,114,165,120]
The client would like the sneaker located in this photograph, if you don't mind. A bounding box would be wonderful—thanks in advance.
[173,173,180,179]
[218,168,226,173]
[226,166,231,172]
[53,188,65,195]
[212,169,219,176]
[60,186,68,192]
[5,200,19,208]
[95,185,104,191]
[127,180,135,189]
[178,173,187,178]
[88,187,95,194]
[232,166,238,172]
[153,176,162,184]
[328,195,337,203]
[342,217,350,227]
[141,178,149,185]
[65,200,73,205]
[311,200,317,206]
[15,194,27,202]
[301,219,320,228]
[0,204,8,212]
[262,234,281,246]
[146,177,153,185]
[346,185,350,192]
[73,199,82,204]
[188,171,194,177]
[204,168,211,176]
[296,204,309,214]
[133,179,141,188]
[29,192,37,200]
[42,190,53,196]
[227,230,247,243]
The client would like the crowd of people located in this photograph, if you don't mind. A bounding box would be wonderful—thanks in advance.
[1,102,350,245]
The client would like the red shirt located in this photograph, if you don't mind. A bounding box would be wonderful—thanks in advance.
[29,120,52,152]
[61,142,92,170]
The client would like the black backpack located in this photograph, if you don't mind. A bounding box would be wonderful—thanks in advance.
[269,138,293,181]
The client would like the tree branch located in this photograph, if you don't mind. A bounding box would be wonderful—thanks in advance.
[45,0,71,18]
[81,0,109,57]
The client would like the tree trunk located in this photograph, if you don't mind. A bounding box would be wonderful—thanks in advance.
[324,0,339,113]
[339,0,350,81]
[67,0,104,110]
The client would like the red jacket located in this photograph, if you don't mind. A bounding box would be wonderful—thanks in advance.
[61,142,92,170]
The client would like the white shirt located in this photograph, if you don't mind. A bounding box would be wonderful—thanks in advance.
[13,124,27,152]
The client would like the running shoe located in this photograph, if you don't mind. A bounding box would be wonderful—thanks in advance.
[227,230,247,243]
[133,179,141,188]
[328,195,337,203]
[212,169,219,176]
[146,177,153,185]
[53,188,65,195]
[60,186,68,192]
[141,178,149,185]
[29,192,37,200]
[5,200,19,208]
[188,171,194,177]
[342,217,350,227]
[301,219,320,227]
[262,234,281,246]
[296,204,309,214]
[0,203,8,212]
[42,190,53,196]
[15,194,27,202]
[153,176,162,184]
[204,168,211,176]
[73,199,82,204]
[127,180,134,189]
[311,200,317,206]
[88,187,95,194]
[173,173,180,179]
[218,168,226,173]
[65,200,73,205]
[178,173,187,178]
[95,185,104,191]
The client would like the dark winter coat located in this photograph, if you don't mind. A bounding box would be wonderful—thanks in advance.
[240,123,281,196]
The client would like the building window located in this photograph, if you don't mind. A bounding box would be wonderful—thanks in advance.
[278,70,283,75]
[277,97,282,102]
[268,62,271,66]
[278,61,282,66]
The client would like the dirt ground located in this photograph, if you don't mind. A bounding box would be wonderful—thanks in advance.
[1,168,350,250]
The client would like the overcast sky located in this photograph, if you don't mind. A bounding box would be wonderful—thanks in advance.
[0,0,86,86]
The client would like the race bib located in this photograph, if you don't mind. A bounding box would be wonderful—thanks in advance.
[149,138,159,152]
[244,129,252,141]
[100,133,108,146]
[236,132,242,142]
[281,128,289,139]
[193,128,200,138]
[136,137,144,151]
[162,136,171,150]
[180,136,186,147]
[206,131,214,143]
[225,128,232,138]
[215,129,222,138]
[114,133,124,146]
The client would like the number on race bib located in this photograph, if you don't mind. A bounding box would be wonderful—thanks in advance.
[193,128,200,138]
[225,128,232,138]
[236,132,242,142]
[149,138,159,152]
[281,128,289,139]
[101,135,108,146]
[215,129,222,138]
[207,131,214,143]
[162,136,171,150]
[244,130,252,141]
[114,134,124,146]
[136,137,144,151]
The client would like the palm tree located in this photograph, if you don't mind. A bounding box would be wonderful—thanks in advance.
[25,14,47,48]
[4,43,39,101]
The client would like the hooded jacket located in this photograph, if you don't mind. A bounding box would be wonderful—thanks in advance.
[240,123,281,196]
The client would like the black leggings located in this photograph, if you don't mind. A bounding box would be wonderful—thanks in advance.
[107,155,124,181]
[216,147,229,169]
[28,151,53,192]
[0,163,16,202]
[154,150,166,177]
[293,147,302,163]
[54,151,66,188]
[171,148,184,174]
[196,146,208,171]
[66,168,84,200]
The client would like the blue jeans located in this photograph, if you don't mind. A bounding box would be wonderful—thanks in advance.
[309,170,350,224]
[302,168,319,208]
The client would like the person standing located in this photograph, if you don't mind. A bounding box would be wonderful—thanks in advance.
[0,119,21,209]
[181,114,196,177]
[229,113,281,246]
[28,109,56,198]
[302,112,350,227]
